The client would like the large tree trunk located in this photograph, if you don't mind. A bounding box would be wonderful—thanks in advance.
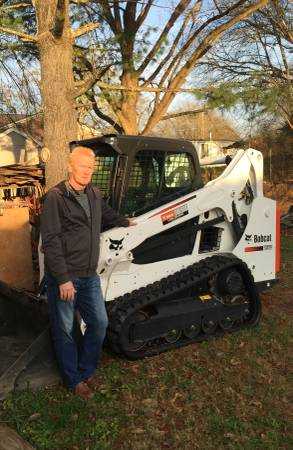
[39,33,77,188]
[36,1,78,189]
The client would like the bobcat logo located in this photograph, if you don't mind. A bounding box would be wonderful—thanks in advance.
[109,238,124,251]
[245,234,252,242]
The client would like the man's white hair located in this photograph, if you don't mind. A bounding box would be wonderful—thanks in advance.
[69,146,95,165]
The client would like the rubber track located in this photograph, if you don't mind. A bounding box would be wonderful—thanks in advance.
[107,254,261,359]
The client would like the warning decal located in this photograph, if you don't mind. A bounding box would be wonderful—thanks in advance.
[161,204,188,225]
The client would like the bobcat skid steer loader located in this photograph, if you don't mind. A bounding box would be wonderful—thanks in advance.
[70,135,280,359]
[0,135,280,398]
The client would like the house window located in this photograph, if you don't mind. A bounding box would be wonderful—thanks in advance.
[201,143,208,158]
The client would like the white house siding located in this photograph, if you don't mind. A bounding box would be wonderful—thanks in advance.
[192,140,228,161]
[0,129,39,167]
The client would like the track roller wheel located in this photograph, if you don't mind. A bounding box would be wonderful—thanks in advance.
[184,324,201,339]
[125,310,148,352]
[164,329,182,343]
[202,318,217,334]
[219,316,235,331]
[231,294,261,326]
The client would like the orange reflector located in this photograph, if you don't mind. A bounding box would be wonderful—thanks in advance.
[275,205,281,273]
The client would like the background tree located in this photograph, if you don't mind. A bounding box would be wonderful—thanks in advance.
[76,0,269,135]
[251,122,292,183]
[0,0,268,187]
[194,0,292,129]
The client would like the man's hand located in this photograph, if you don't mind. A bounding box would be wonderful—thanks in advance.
[59,281,76,301]
[127,218,137,226]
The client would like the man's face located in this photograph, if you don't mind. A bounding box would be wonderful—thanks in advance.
[69,154,95,188]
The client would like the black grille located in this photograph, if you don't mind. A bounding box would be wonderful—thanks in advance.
[91,156,116,198]
[199,227,223,253]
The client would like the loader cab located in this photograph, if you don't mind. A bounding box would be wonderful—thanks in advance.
[70,135,203,217]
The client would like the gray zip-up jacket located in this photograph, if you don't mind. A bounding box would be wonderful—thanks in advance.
[40,181,129,285]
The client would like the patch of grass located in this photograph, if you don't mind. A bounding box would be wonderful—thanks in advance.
[1,386,122,449]
[1,236,292,449]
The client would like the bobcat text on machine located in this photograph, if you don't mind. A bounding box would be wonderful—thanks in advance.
[66,135,281,359]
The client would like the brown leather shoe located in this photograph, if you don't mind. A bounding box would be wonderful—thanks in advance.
[73,381,94,400]
[84,375,96,388]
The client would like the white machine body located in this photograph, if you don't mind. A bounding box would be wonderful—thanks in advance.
[98,149,279,301]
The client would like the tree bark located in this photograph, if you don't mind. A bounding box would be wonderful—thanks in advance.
[117,71,139,134]
[36,1,77,189]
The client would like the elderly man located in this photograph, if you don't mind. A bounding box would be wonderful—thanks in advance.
[41,146,134,399]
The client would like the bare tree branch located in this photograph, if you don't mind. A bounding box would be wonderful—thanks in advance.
[73,21,100,38]
[142,0,269,134]
[147,0,248,92]
[2,2,31,10]
[84,91,123,134]
[138,0,192,74]
[52,0,67,38]
[74,64,112,98]
[158,0,247,88]
[99,0,119,35]
[94,80,210,94]
[144,4,199,86]
[0,26,37,42]
[135,0,153,30]
[124,0,137,31]
[161,108,210,120]
[112,0,123,32]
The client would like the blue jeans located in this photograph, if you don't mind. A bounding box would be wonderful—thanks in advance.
[46,273,108,389]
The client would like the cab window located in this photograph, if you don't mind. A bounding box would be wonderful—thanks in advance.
[91,155,116,199]
[121,150,195,216]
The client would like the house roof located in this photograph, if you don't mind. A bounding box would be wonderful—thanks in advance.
[0,114,99,142]
[0,114,43,142]
[0,114,27,128]
[0,126,41,145]
[154,110,240,142]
